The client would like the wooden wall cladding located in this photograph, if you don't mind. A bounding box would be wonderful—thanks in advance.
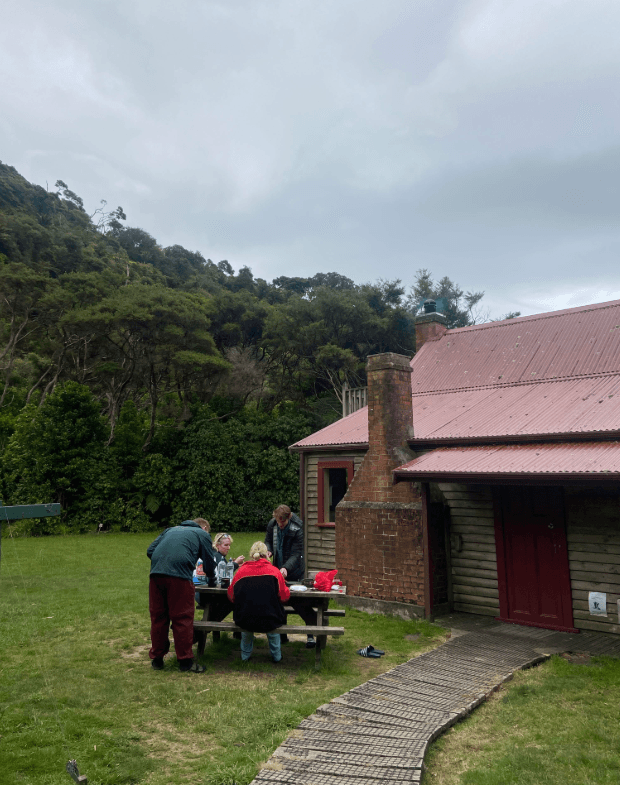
[437,483,499,617]
[565,487,620,635]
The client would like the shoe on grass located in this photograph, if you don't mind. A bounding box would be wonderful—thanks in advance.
[357,646,381,658]
[272,656,283,663]
[179,660,206,673]
[305,635,316,649]
[151,657,165,670]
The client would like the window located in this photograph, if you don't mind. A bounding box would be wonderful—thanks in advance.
[317,460,355,527]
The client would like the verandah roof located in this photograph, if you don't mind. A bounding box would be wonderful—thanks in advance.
[393,441,620,484]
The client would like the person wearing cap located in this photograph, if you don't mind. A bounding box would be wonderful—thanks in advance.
[265,504,316,648]
[147,518,215,673]
[227,541,290,662]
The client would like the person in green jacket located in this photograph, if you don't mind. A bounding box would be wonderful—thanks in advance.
[147,519,215,673]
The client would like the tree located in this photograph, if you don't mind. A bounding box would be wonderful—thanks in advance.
[2,382,108,531]
[64,285,229,445]
[407,269,485,328]
[0,260,49,406]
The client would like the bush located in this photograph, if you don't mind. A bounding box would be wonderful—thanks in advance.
[171,404,311,530]
[1,382,108,534]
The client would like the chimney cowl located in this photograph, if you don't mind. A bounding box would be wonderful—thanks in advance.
[423,299,436,314]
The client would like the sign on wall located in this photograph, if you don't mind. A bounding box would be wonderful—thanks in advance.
[588,591,607,616]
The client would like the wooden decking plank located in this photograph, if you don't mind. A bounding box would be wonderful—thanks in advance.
[284,737,427,756]
[275,745,426,767]
[261,758,423,780]
[291,727,429,745]
[297,719,432,741]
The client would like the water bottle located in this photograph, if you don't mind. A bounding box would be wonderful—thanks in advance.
[226,559,235,583]
[216,559,227,587]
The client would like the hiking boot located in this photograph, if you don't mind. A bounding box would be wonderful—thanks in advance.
[151,657,165,670]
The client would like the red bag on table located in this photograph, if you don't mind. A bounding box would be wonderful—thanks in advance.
[313,569,341,591]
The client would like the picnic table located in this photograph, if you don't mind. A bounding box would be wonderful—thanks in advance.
[194,585,345,666]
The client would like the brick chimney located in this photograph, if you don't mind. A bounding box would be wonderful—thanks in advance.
[415,299,447,351]
[335,352,425,609]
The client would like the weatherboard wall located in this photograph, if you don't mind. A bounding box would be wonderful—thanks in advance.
[565,487,620,635]
[303,450,366,574]
[437,483,500,617]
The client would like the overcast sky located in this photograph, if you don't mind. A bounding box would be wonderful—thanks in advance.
[2,0,619,319]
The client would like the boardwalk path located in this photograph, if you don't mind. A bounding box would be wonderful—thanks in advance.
[250,615,620,785]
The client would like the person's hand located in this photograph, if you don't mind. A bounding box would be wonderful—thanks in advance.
[235,555,245,565]
[267,551,273,558]
[280,567,288,578]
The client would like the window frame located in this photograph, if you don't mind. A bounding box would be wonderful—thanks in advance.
[316,459,355,527]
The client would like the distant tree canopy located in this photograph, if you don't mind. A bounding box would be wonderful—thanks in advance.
[0,160,492,534]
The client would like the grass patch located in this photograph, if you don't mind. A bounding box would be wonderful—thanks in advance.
[424,653,620,785]
[0,531,445,785]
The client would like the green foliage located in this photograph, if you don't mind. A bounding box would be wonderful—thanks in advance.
[408,267,486,328]
[172,404,312,530]
[2,382,108,532]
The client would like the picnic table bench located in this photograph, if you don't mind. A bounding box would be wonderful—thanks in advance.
[194,585,345,666]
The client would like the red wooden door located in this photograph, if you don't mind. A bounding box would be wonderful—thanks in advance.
[495,486,576,632]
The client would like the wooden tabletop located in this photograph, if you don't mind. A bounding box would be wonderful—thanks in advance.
[194,584,344,600]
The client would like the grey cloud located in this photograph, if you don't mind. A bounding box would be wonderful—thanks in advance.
[2,0,620,318]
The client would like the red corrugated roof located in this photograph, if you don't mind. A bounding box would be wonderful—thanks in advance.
[414,298,620,393]
[290,407,368,450]
[291,298,620,451]
[393,441,620,480]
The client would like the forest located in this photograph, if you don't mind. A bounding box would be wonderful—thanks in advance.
[0,160,496,535]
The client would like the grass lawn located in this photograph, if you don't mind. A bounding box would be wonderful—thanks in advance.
[0,531,445,785]
[424,652,620,785]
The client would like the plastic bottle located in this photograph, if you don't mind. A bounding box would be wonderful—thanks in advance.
[216,559,226,587]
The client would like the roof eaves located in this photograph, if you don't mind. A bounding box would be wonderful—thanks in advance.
[289,442,369,454]
[393,469,620,485]
[408,430,620,449]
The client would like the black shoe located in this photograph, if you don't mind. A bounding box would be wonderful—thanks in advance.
[305,635,316,649]
[151,657,165,670]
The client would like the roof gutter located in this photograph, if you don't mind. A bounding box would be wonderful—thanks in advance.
[289,442,369,454]
[408,430,620,450]
[394,470,620,485]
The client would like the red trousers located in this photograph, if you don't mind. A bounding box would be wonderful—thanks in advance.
[149,574,195,662]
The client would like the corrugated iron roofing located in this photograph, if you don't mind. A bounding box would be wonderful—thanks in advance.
[290,407,368,450]
[394,441,620,477]
[413,298,620,393]
[292,298,620,450]
[412,376,620,440]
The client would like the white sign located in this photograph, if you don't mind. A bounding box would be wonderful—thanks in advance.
[588,591,607,616]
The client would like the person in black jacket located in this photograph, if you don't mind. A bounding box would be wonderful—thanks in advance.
[264,505,304,580]
[227,541,290,662]
[265,505,316,648]
[147,519,215,673]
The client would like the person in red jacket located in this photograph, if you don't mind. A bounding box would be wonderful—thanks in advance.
[227,541,290,663]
